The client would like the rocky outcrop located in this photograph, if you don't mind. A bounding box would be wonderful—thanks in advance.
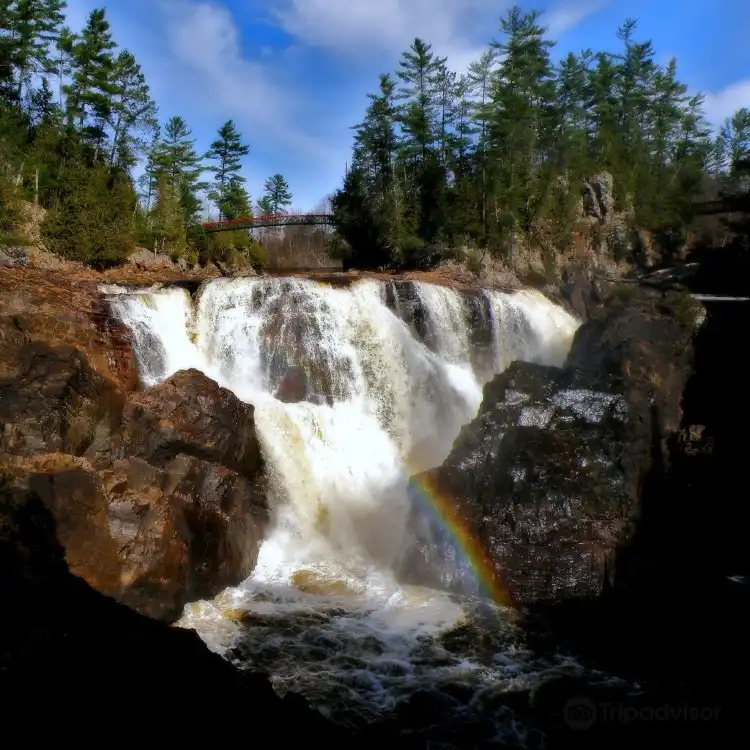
[0,480,348,743]
[4,370,267,622]
[400,286,703,605]
[0,268,268,621]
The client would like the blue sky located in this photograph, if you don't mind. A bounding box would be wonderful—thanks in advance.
[65,0,750,211]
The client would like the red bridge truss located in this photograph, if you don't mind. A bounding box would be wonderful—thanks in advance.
[202,213,335,233]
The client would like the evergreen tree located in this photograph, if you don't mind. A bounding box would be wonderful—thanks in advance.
[261,173,292,214]
[107,49,157,168]
[0,0,736,273]
[256,195,273,215]
[64,8,116,152]
[467,49,497,241]
[52,25,76,106]
[5,0,66,106]
[204,119,250,219]
[153,115,205,223]
[217,175,250,220]
[41,155,135,266]
[332,7,722,270]
[396,38,447,241]
[151,172,185,256]
[486,6,557,250]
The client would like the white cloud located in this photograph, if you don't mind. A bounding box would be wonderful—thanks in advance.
[545,0,609,37]
[274,0,605,65]
[704,79,750,127]
[275,0,487,57]
[158,0,333,159]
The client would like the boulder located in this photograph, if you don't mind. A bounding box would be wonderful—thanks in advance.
[112,368,262,475]
[400,287,702,605]
[0,268,270,621]
[4,369,268,622]
[275,365,309,403]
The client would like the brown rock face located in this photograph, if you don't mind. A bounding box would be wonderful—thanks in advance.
[275,366,309,403]
[6,370,268,622]
[0,268,268,621]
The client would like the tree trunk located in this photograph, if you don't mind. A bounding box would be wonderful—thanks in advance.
[109,116,123,165]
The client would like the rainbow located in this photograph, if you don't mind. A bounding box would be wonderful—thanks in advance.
[406,468,516,609]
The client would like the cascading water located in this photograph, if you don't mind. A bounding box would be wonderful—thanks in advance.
[106,276,582,737]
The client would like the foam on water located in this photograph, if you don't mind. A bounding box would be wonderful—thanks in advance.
[106,276,581,731]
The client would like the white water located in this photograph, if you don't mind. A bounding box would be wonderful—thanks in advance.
[106,277,580,729]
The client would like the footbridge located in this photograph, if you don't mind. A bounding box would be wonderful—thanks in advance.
[202,213,335,233]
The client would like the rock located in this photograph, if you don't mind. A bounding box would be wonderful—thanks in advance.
[112,368,263,475]
[400,287,700,605]
[0,481,350,745]
[0,245,30,267]
[257,282,354,402]
[276,365,309,403]
[0,338,125,457]
[0,267,140,391]
[589,172,615,221]
[581,183,602,220]
[2,357,268,621]
[580,172,615,225]
[126,246,175,271]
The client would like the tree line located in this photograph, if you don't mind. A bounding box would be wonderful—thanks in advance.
[0,2,294,267]
[331,6,750,270]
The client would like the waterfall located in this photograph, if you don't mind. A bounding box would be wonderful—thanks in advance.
[106,276,579,722]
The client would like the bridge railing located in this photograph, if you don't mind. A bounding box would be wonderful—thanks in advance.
[202,214,335,233]
[693,195,749,215]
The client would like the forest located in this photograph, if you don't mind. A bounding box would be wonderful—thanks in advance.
[0,1,296,268]
[331,8,750,269]
[1,2,749,270]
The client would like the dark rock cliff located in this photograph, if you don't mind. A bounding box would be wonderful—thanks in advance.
[401,254,748,746]
[400,286,701,604]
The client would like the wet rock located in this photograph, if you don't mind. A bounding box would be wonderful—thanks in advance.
[258,284,355,402]
[276,365,308,403]
[0,245,30,267]
[402,287,699,605]
[587,172,615,222]
[3,364,268,622]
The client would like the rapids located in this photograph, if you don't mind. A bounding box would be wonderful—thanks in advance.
[106,276,588,738]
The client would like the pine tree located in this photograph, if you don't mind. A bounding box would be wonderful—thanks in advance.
[6,0,66,106]
[261,173,292,214]
[396,38,448,242]
[204,119,250,219]
[52,26,76,107]
[64,8,117,151]
[486,6,557,253]
[611,18,657,201]
[467,49,497,241]
[107,50,157,168]
[217,175,250,221]
[151,172,186,256]
[153,116,206,223]
[256,195,273,216]
[555,50,594,182]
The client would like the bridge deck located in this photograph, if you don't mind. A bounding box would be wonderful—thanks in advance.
[202,214,335,233]
[693,195,749,215]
